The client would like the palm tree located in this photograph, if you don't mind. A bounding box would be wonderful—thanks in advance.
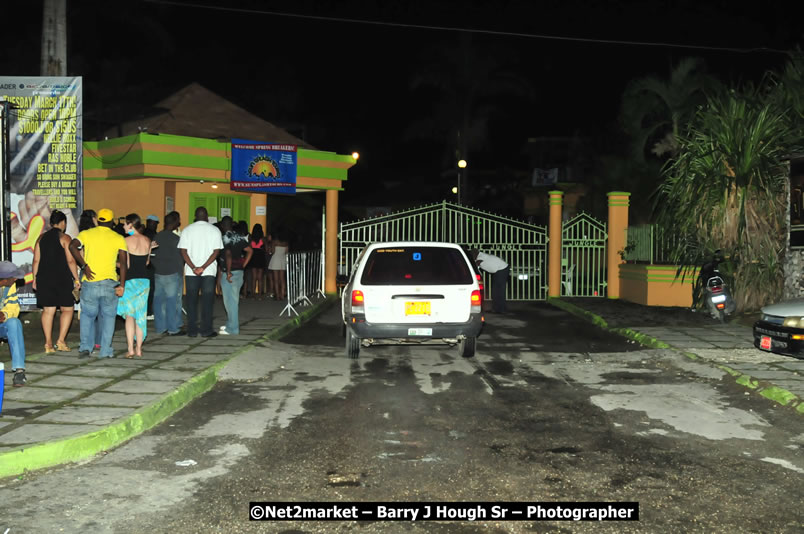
[405,32,534,202]
[620,57,719,161]
[767,51,804,124]
[656,79,803,312]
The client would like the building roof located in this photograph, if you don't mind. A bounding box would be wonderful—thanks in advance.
[105,82,315,149]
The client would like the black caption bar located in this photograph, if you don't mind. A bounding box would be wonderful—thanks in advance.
[249,502,639,521]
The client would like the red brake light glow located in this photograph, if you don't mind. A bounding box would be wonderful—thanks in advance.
[351,290,364,307]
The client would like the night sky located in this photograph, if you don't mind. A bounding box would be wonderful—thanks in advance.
[3,0,801,209]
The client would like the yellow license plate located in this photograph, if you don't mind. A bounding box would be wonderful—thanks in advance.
[405,301,431,315]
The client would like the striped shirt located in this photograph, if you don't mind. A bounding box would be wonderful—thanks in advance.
[0,284,20,319]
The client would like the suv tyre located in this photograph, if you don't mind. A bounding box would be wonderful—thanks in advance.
[346,327,360,359]
[459,336,476,358]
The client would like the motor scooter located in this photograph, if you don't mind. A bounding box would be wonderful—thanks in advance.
[697,250,736,323]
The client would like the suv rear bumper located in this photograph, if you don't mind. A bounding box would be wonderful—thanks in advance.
[347,314,484,339]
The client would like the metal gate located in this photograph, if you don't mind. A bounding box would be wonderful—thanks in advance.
[339,201,549,301]
[561,212,607,297]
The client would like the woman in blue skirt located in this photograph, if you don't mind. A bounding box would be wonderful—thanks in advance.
[117,213,155,357]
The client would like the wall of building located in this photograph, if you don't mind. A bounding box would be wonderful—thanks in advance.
[85,177,269,231]
[83,132,354,294]
[84,178,166,222]
[173,181,266,229]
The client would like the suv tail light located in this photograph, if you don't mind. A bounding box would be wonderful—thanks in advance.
[351,290,365,313]
[471,289,482,313]
[476,273,484,292]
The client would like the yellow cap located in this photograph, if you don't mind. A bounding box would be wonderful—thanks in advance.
[97,208,114,222]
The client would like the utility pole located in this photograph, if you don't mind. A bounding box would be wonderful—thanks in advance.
[0,102,11,261]
[41,0,67,76]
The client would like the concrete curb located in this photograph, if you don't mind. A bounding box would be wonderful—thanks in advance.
[0,362,220,479]
[548,297,671,349]
[0,297,334,480]
[547,297,803,415]
[264,297,334,341]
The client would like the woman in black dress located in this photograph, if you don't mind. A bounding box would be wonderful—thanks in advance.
[246,223,267,299]
[32,210,81,353]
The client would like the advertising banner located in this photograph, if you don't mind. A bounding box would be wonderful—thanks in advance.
[0,77,82,309]
[231,139,296,195]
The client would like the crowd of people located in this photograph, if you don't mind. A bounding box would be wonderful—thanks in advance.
[2,206,288,388]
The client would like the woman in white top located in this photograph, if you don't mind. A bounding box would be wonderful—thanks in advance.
[268,232,288,301]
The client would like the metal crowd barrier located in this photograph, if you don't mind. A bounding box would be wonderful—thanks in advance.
[280,249,326,317]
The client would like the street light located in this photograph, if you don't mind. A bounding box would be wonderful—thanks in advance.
[457,159,467,204]
[352,151,360,161]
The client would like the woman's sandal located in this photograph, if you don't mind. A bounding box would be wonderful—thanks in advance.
[55,341,70,352]
[44,344,56,354]
[125,353,135,359]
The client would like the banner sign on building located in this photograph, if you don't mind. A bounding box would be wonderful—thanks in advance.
[231,139,296,195]
[0,76,82,309]
[531,167,559,186]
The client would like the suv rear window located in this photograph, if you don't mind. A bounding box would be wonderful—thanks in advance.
[360,247,473,285]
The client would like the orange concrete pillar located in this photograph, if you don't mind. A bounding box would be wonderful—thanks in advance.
[607,191,631,299]
[548,191,564,297]
[325,189,339,295]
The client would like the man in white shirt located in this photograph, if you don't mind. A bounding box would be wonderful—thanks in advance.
[471,249,510,314]
[178,207,223,337]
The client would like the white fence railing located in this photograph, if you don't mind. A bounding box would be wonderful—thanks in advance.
[338,200,550,301]
[280,250,326,317]
[624,224,677,264]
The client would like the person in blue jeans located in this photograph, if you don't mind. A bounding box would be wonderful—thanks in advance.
[0,262,28,387]
[77,210,102,350]
[151,211,185,335]
[69,208,128,358]
[219,218,253,335]
[78,279,123,358]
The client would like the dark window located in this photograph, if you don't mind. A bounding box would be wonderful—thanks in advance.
[360,247,473,285]
[792,226,804,248]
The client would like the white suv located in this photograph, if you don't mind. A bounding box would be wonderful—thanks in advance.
[341,242,484,359]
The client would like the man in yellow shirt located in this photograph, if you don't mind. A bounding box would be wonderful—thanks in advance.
[69,208,128,359]
[0,261,27,386]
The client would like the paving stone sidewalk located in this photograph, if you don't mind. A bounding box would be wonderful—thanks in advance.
[557,298,804,407]
[0,296,327,478]
[634,325,804,399]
